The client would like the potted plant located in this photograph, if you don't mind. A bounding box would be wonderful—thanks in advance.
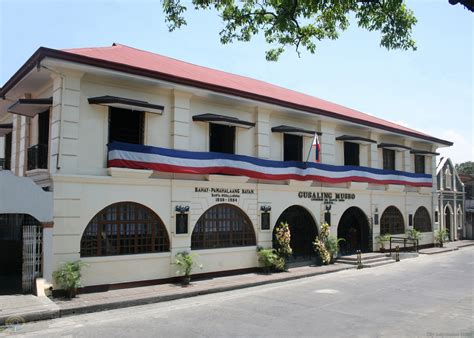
[257,247,285,273]
[376,233,391,253]
[325,235,344,263]
[274,222,292,269]
[434,229,448,248]
[175,251,201,285]
[53,260,87,298]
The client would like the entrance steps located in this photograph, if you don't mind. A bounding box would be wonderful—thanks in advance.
[336,253,396,268]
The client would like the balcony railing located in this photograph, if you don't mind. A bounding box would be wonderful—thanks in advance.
[27,144,48,171]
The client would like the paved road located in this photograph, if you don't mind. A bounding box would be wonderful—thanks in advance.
[4,248,474,337]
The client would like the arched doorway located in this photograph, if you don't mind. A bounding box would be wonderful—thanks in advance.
[0,214,42,295]
[445,205,453,241]
[337,207,371,255]
[273,206,318,260]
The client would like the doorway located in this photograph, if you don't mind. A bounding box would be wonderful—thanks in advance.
[337,207,371,255]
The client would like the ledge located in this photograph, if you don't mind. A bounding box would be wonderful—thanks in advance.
[107,167,153,179]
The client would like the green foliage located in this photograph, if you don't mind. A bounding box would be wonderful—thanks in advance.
[376,233,391,249]
[175,251,201,277]
[53,261,87,294]
[257,248,286,272]
[274,221,293,259]
[313,222,342,264]
[455,161,474,175]
[434,229,448,246]
[162,0,418,61]
[406,228,422,241]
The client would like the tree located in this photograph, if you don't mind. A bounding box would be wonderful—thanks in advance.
[162,0,418,61]
[455,161,474,176]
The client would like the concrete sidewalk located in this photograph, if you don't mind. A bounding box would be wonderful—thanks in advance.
[0,295,59,326]
[419,239,474,255]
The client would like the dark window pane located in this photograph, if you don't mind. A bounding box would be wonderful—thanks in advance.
[191,204,256,249]
[415,155,425,174]
[176,214,188,234]
[210,123,235,154]
[414,207,432,232]
[80,202,169,257]
[4,132,12,170]
[344,142,360,166]
[284,134,303,161]
[380,206,405,235]
[109,107,144,144]
[383,149,395,170]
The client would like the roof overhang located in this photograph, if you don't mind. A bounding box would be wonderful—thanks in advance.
[88,95,164,114]
[336,135,376,145]
[271,125,321,137]
[411,149,440,156]
[192,113,255,128]
[377,143,412,152]
[0,123,13,137]
[7,98,52,117]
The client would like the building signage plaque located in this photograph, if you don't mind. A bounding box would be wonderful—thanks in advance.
[298,191,356,204]
[195,187,255,203]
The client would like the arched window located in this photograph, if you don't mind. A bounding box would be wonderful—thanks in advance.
[457,207,463,230]
[413,207,431,232]
[80,202,170,257]
[191,204,256,250]
[380,206,405,235]
[445,168,452,190]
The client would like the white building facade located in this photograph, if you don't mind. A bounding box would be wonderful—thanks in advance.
[0,44,452,293]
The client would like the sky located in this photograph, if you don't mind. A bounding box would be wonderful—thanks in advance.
[0,0,472,164]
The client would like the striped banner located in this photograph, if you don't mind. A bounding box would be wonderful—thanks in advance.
[108,142,432,187]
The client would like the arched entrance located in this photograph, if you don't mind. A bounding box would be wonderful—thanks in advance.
[445,205,453,241]
[273,206,318,260]
[337,207,371,255]
[0,214,42,295]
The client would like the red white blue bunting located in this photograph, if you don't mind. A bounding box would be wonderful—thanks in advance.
[108,142,432,187]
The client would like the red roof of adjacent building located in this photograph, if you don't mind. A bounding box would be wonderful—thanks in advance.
[1,43,452,145]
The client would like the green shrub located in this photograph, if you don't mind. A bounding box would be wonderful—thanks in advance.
[406,229,422,241]
[313,238,331,265]
[313,222,343,264]
[175,251,200,277]
[257,248,285,272]
[53,261,87,298]
[274,222,292,259]
[434,229,448,247]
[326,235,344,262]
[376,233,391,249]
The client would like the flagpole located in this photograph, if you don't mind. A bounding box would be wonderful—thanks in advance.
[305,131,317,165]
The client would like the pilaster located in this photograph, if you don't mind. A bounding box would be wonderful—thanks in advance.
[255,107,270,159]
[50,70,83,175]
[320,121,335,164]
[368,132,378,168]
[171,90,192,150]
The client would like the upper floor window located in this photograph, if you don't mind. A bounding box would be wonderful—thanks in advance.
[210,123,235,154]
[344,142,359,166]
[108,107,144,145]
[27,110,49,171]
[383,149,395,170]
[445,168,452,190]
[284,134,303,161]
[414,155,425,174]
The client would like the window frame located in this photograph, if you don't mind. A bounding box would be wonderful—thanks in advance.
[414,155,425,174]
[108,107,145,145]
[80,202,170,257]
[191,203,256,250]
[382,148,395,170]
[283,133,303,162]
[344,142,360,166]
[209,123,235,154]
[380,206,405,235]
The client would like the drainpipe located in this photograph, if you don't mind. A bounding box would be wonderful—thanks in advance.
[40,64,65,171]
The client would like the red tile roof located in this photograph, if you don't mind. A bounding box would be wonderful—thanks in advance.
[1,43,452,145]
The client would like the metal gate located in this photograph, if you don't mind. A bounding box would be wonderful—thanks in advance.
[22,225,43,293]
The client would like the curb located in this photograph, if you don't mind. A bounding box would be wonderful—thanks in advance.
[60,264,356,317]
[0,299,60,326]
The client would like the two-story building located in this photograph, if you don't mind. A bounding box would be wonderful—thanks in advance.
[0,44,452,294]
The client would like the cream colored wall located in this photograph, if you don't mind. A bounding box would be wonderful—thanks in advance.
[0,136,4,158]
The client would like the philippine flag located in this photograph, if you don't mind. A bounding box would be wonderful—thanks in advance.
[312,133,321,162]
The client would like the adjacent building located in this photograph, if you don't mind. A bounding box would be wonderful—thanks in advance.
[0,44,452,293]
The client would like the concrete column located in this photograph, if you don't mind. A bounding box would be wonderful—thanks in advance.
[10,115,21,175]
[0,136,4,159]
[50,71,83,175]
[171,90,192,150]
[18,115,30,176]
[403,140,412,172]
[255,107,270,159]
[42,224,54,283]
[320,121,335,164]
